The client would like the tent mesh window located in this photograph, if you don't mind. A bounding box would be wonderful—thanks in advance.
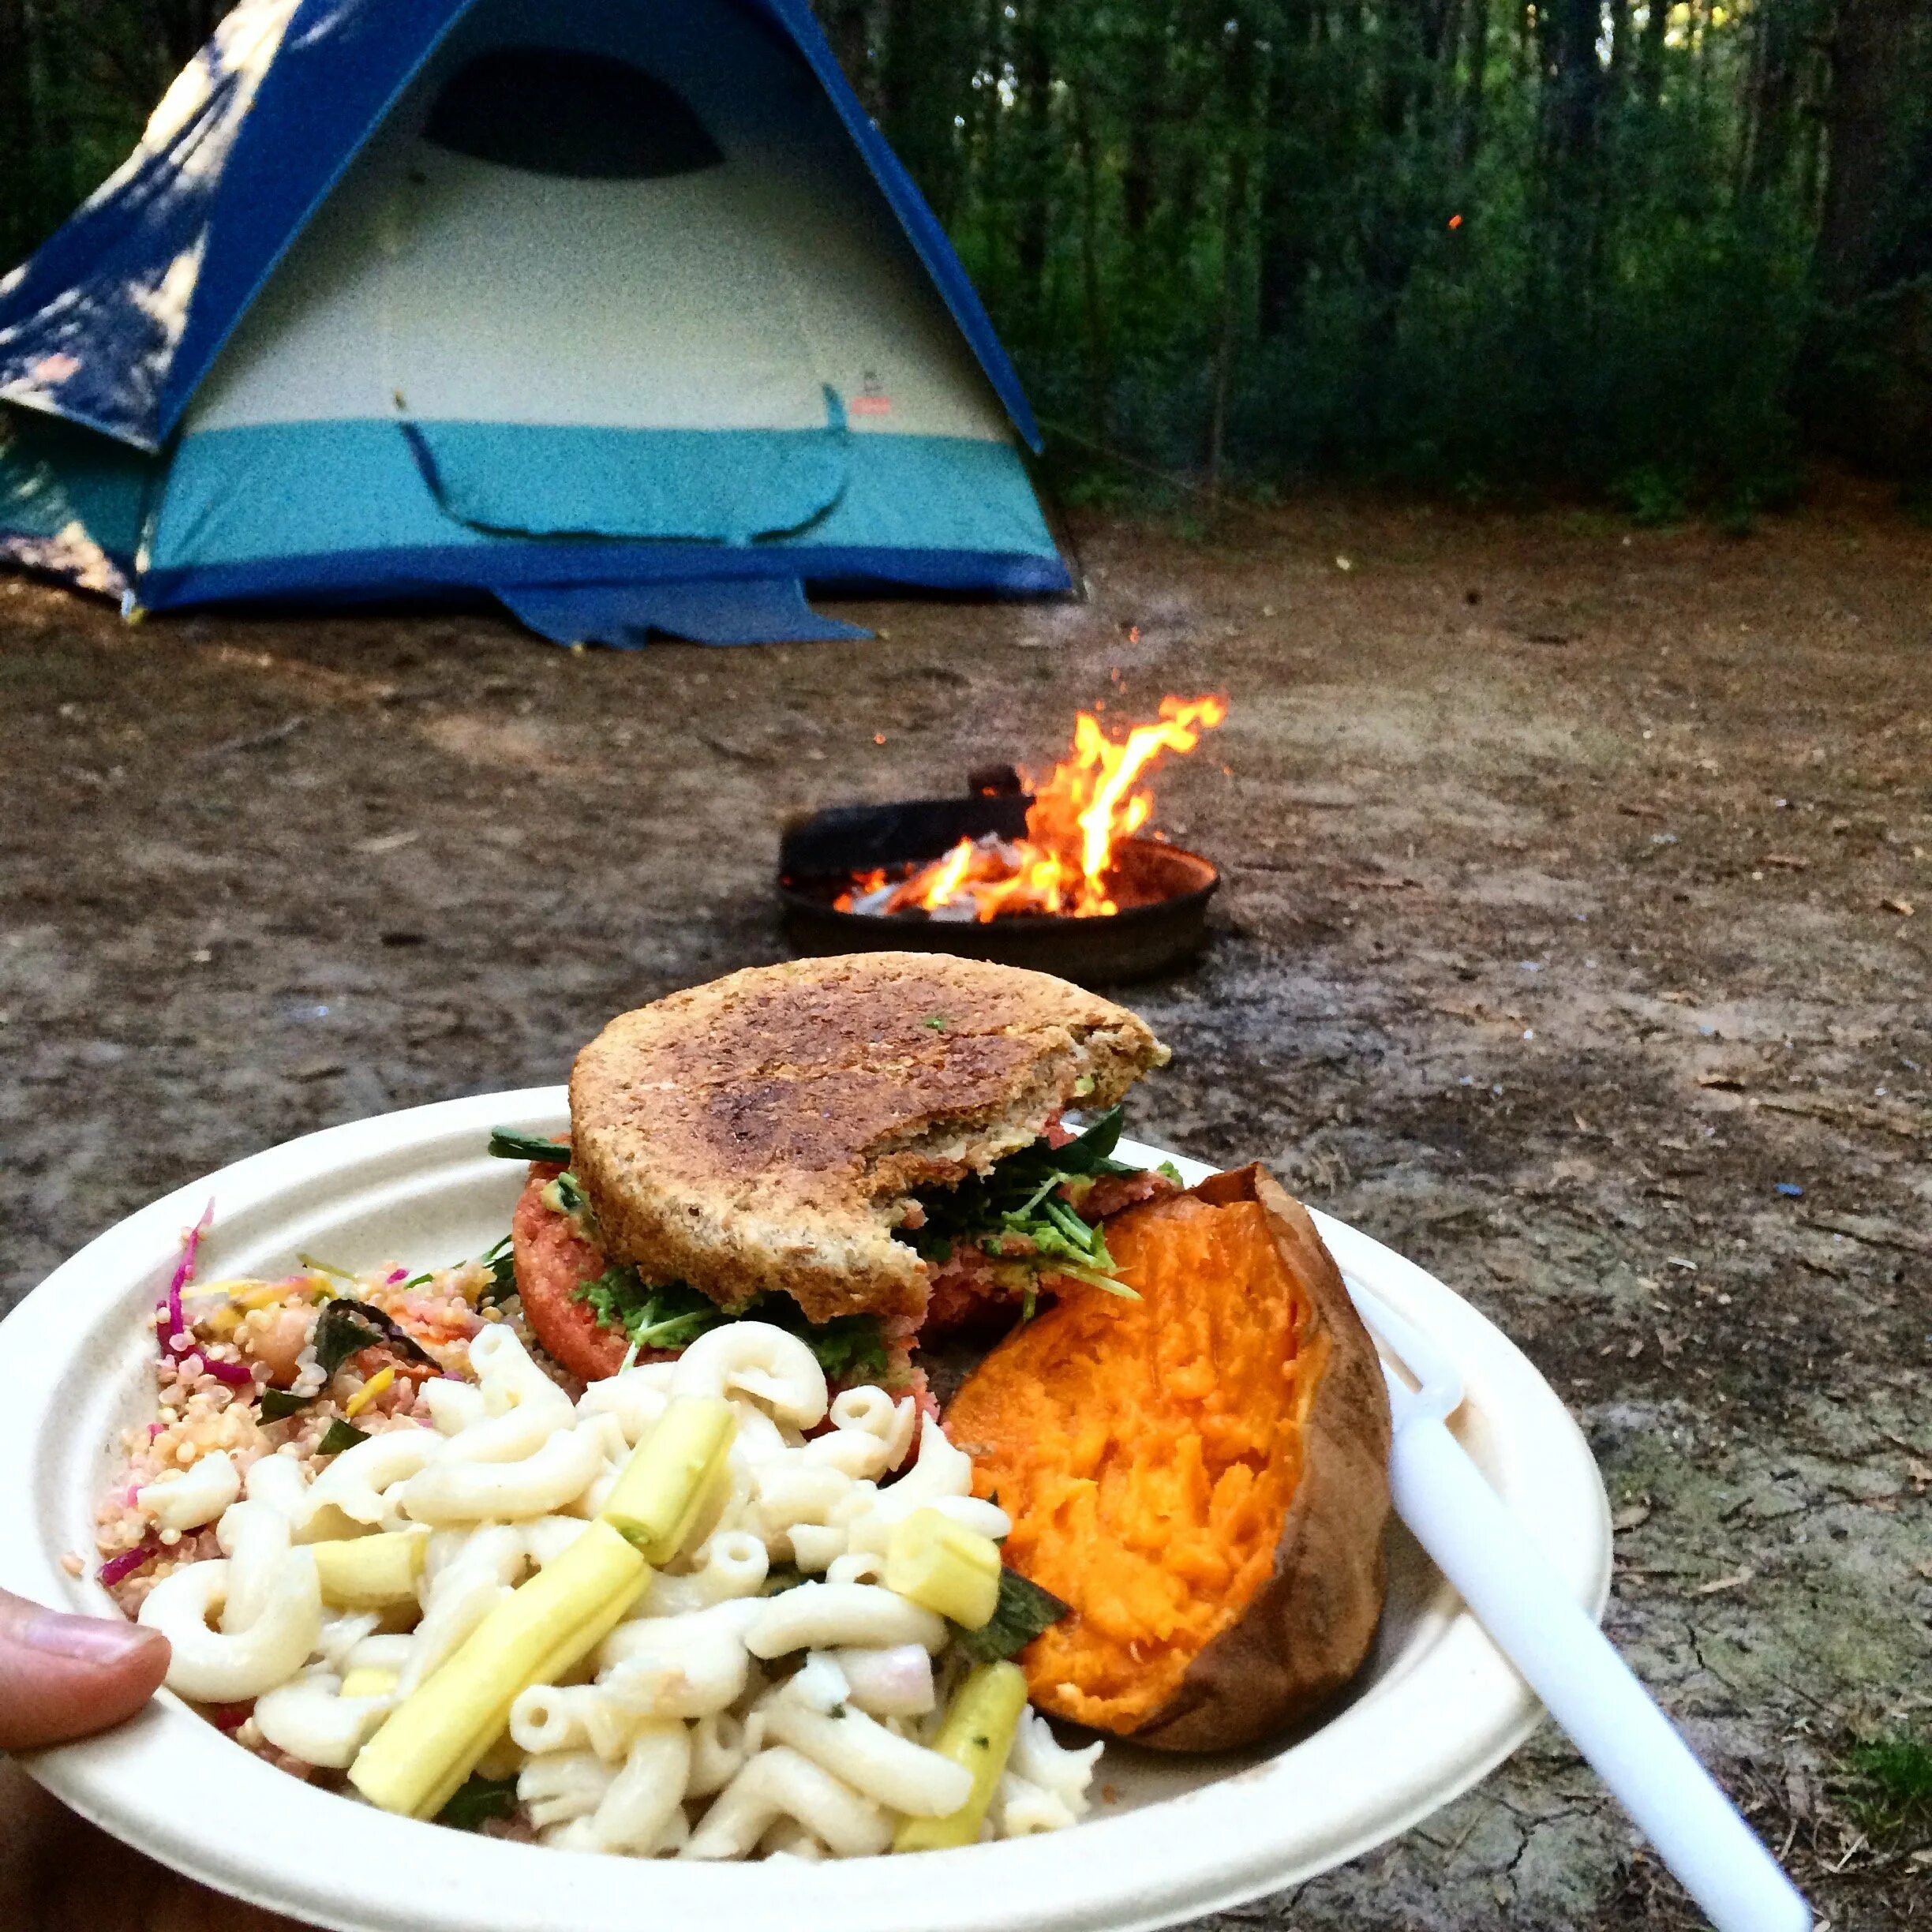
[423,47,724,179]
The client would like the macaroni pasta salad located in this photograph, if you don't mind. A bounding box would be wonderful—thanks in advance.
[124,1314,1101,1859]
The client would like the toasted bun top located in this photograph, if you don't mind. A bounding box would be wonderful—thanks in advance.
[568,953,1169,1324]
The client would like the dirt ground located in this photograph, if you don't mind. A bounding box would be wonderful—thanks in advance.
[2,482,1927,1929]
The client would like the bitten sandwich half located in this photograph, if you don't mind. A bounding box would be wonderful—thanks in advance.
[502,953,1173,1383]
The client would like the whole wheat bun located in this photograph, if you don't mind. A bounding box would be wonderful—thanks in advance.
[568,953,1169,1324]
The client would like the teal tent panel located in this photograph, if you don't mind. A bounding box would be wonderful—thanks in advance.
[0,406,155,591]
[802,434,1057,559]
[149,419,484,567]
[405,417,848,543]
[151,420,1055,570]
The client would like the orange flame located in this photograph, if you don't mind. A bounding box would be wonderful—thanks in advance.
[836,695,1227,921]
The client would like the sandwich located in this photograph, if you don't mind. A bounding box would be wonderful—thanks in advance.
[496,952,1173,1385]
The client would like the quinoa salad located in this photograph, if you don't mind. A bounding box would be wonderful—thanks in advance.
[94,1136,1105,1859]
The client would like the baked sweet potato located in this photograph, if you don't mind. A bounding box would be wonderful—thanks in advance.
[944,1163,1391,1751]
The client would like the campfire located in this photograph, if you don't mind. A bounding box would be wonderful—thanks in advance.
[778,697,1227,985]
[837,696,1226,923]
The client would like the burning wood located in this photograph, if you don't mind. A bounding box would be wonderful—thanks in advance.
[836,695,1227,923]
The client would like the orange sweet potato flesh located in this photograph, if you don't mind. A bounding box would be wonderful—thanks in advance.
[945,1163,1391,1751]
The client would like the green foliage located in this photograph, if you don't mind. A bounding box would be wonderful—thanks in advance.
[1840,1729,1932,1841]
[6,0,1929,504]
[878,0,1926,504]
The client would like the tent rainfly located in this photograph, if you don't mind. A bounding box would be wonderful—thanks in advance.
[0,0,1069,645]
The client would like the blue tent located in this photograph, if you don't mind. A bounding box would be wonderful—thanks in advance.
[0,0,1068,644]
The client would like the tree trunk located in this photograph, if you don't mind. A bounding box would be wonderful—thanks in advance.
[1256,1,1313,340]
[1456,0,1488,166]
[1543,0,1604,173]
[0,0,36,267]
[819,0,874,110]
[1740,0,1803,198]
[1208,29,1256,500]
[878,0,966,225]
[1013,0,1055,332]
[1120,5,1169,239]
[1073,92,1113,440]
[1635,0,1669,109]
[152,0,228,82]
[1814,0,1927,305]
[26,0,79,225]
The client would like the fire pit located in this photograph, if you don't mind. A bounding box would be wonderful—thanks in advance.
[778,698,1226,985]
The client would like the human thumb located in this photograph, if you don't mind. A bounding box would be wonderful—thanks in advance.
[0,1586,170,1750]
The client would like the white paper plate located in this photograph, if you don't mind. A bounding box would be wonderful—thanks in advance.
[0,1089,1610,1932]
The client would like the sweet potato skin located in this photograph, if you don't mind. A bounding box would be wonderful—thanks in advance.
[947,1160,1391,1753]
[1129,1164,1391,1750]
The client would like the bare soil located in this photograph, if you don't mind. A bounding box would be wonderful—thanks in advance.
[2,481,1927,1928]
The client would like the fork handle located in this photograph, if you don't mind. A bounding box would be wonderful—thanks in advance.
[1390,1417,1813,1932]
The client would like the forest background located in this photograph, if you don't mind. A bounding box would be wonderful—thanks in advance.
[3,0,1928,520]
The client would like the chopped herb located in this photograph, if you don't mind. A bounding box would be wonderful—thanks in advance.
[1157,1160,1184,1185]
[313,1298,439,1379]
[547,1170,587,1218]
[258,1388,311,1421]
[571,1265,889,1383]
[317,1418,369,1455]
[488,1128,571,1163]
[953,1568,1073,1664]
[401,1272,434,1291]
[436,1773,520,1831]
[923,1013,950,1030]
[478,1234,519,1311]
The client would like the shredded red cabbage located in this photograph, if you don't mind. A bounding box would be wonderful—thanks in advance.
[155,1202,255,1383]
[99,1543,160,1587]
[385,1267,407,1284]
[156,1200,215,1355]
[207,1700,254,1732]
[193,1353,255,1388]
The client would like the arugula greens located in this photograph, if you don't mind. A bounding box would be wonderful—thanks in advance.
[487,1128,571,1163]
[313,1298,439,1378]
[953,1568,1072,1663]
[478,1234,519,1311]
[904,1106,1144,1297]
[436,1773,520,1831]
[316,1418,369,1456]
[571,1266,890,1383]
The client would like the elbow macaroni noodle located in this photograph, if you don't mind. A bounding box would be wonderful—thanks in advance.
[136,1323,1099,1858]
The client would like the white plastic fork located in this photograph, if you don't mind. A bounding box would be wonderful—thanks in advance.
[1347,1277,1813,1932]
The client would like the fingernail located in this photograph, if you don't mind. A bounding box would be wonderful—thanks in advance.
[21,1609,156,1664]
